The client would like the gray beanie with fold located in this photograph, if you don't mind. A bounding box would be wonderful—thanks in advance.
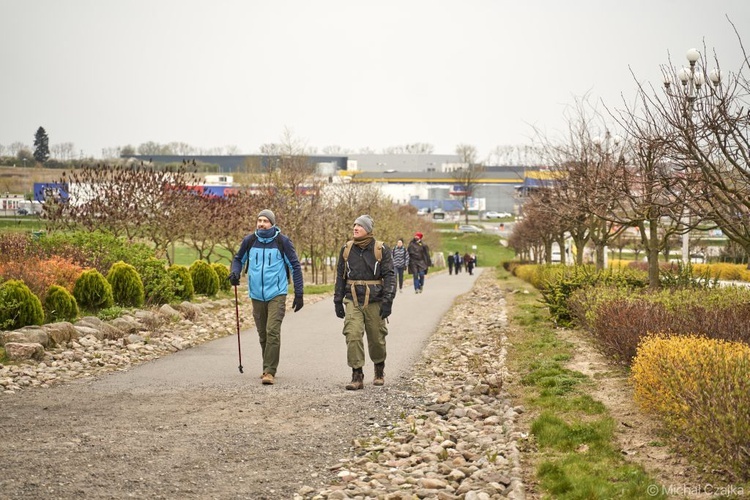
[354,214,374,233]
[258,209,276,226]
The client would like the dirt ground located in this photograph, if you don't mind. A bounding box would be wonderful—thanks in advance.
[0,376,422,499]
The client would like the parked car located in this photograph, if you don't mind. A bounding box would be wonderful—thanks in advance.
[458,224,483,233]
[16,208,29,215]
[484,211,512,219]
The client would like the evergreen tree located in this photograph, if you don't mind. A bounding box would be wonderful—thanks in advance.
[33,126,50,163]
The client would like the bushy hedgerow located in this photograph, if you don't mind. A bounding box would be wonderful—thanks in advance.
[569,285,750,364]
[135,258,175,305]
[190,260,219,296]
[524,265,648,327]
[0,233,38,264]
[0,256,84,303]
[632,334,750,481]
[34,231,154,275]
[168,264,194,301]
[44,284,79,323]
[106,261,145,307]
[211,263,231,292]
[73,269,114,311]
[0,279,45,330]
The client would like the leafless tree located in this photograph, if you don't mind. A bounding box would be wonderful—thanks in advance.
[322,145,353,155]
[610,87,698,286]
[43,165,201,263]
[382,143,435,154]
[635,24,750,264]
[452,144,486,224]
[535,95,628,269]
[8,142,28,157]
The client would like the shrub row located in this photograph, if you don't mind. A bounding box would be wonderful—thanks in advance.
[513,264,648,326]
[1,260,229,330]
[514,261,750,482]
[631,334,750,481]
[568,285,750,363]
[0,231,154,276]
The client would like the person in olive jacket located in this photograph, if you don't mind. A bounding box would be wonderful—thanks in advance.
[333,215,396,390]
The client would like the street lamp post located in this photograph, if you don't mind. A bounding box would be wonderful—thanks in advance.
[663,48,721,264]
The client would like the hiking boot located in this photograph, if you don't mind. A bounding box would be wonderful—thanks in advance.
[373,362,385,386]
[261,373,275,385]
[346,368,364,390]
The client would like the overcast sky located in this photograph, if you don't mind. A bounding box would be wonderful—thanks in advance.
[1,0,749,160]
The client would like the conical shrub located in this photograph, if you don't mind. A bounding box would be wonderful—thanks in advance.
[190,260,219,296]
[135,258,175,305]
[211,263,231,292]
[0,279,44,330]
[106,261,145,307]
[73,269,114,311]
[44,284,79,323]
[168,264,194,301]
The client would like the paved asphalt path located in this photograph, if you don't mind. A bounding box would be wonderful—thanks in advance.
[92,269,481,394]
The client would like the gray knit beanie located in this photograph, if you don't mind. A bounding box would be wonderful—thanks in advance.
[354,214,374,233]
[258,209,276,226]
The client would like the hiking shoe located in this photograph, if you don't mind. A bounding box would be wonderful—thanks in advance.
[373,362,385,386]
[346,368,364,390]
[261,373,275,385]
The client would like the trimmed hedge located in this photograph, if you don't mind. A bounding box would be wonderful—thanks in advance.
[190,260,219,296]
[0,279,44,330]
[168,264,194,301]
[44,284,79,323]
[73,269,114,311]
[106,261,145,307]
[632,334,750,480]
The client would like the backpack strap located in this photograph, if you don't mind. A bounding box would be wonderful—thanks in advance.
[343,240,383,263]
[242,234,257,275]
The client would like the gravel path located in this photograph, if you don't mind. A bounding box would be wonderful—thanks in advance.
[0,271,525,499]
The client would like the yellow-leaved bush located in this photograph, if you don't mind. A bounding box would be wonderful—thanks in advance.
[631,334,750,480]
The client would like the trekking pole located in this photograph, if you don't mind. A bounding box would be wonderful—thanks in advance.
[234,285,244,374]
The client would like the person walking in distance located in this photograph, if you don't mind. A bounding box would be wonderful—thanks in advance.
[407,232,432,293]
[464,252,475,275]
[447,252,455,275]
[229,209,304,386]
[391,238,409,293]
[334,215,396,390]
[453,251,462,274]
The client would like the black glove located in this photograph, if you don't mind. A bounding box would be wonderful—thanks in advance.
[379,301,392,320]
[335,302,345,319]
[228,271,240,286]
[292,294,303,312]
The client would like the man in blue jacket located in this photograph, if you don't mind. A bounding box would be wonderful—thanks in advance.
[229,209,304,385]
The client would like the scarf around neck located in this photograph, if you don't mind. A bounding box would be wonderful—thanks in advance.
[256,227,279,243]
[353,235,373,250]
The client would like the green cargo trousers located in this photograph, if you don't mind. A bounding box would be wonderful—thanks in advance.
[251,294,287,376]
[342,299,388,369]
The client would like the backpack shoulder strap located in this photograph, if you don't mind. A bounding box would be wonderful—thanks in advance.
[342,240,354,262]
[242,234,257,275]
[374,241,383,262]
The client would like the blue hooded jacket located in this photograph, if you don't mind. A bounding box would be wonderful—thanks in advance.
[230,227,303,302]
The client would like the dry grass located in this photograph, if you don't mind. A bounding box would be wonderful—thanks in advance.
[0,166,63,195]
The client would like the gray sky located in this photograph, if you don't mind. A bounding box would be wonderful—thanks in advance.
[2,0,748,160]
